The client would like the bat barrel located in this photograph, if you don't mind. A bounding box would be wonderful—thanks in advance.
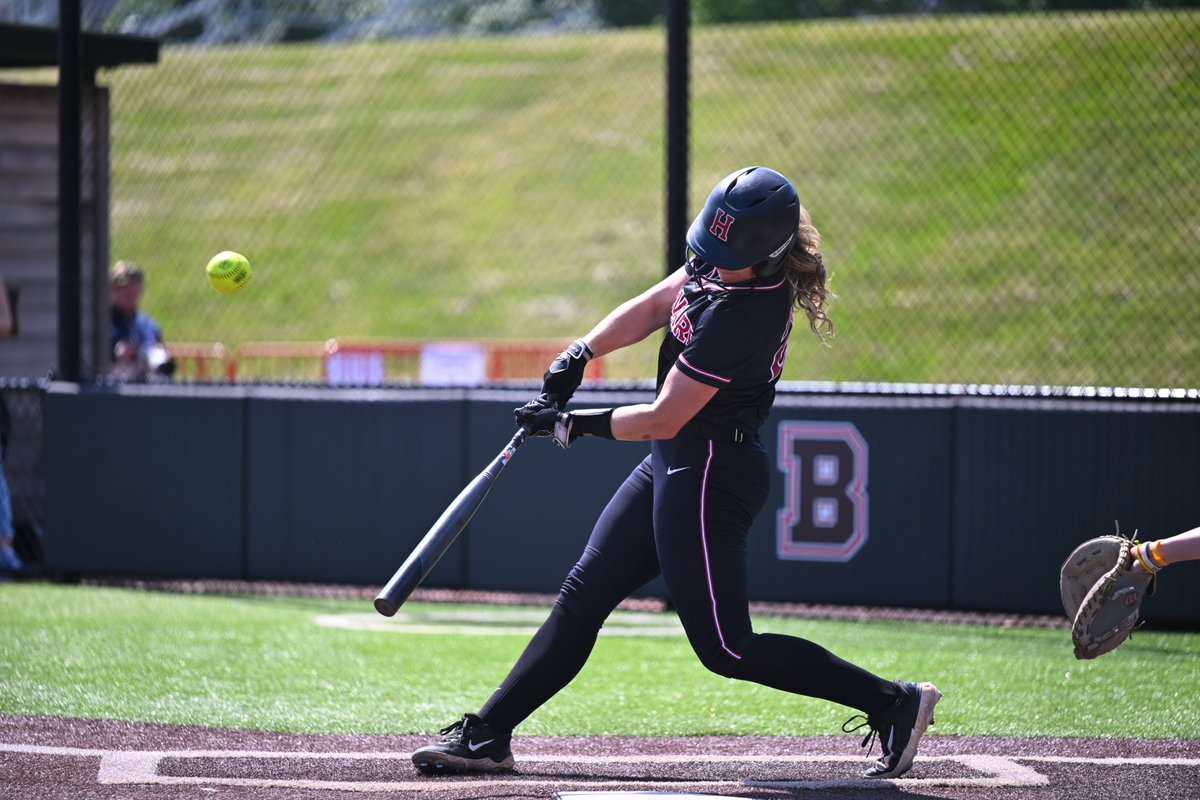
[372,427,531,617]
[374,548,426,616]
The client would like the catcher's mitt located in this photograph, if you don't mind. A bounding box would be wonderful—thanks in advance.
[1060,525,1156,660]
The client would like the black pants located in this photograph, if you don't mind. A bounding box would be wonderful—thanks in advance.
[479,436,897,732]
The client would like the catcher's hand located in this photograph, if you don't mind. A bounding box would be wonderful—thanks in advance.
[1060,525,1156,660]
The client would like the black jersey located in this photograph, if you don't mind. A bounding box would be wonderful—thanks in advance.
[656,267,795,436]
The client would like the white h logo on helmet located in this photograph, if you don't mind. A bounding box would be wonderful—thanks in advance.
[709,209,735,241]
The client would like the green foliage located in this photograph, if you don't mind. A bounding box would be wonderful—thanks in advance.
[95,0,602,42]
[691,0,1200,23]
[596,0,663,26]
[694,0,806,24]
[1,584,1197,737]
[92,0,1200,38]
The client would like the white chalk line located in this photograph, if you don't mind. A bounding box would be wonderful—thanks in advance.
[743,755,1049,790]
[314,609,684,637]
[4,742,1199,793]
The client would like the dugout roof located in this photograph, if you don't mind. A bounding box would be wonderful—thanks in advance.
[0,22,158,72]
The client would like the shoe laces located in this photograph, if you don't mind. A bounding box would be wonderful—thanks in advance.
[437,718,467,743]
[842,714,885,755]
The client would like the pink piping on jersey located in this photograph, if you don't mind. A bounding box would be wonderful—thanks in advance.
[700,440,742,661]
[731,276,786,291]
[699,276,787,293]
[678,354,732,384]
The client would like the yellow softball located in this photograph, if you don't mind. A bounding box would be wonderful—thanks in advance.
[206,251,252,295]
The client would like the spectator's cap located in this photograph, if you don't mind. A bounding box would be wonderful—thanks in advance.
[109,261,145,288]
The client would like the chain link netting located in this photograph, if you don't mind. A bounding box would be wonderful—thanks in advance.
[692,11,1199,387]
[3,3,1197,387]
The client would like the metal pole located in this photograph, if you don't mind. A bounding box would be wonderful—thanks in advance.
[58,0,83,382]
[664,0,689,277]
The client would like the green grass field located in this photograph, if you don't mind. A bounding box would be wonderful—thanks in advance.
[2,583,1197,739]
[87,12,1200,385]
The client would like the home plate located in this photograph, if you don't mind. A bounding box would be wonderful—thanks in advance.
[554,794,749,799]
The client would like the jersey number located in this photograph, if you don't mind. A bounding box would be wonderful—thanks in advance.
[775,421,869,562]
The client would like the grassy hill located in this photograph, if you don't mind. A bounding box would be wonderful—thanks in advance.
[99,12,1199,384]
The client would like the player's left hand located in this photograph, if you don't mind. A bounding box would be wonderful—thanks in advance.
[1061,526,1156,659]
[540,339,593,409]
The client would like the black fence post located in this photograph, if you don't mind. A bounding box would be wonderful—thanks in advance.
[57,0,83,382]
[664,0,689,277]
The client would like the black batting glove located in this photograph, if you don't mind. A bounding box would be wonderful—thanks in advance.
[515,404,570,446]
[540,338,593,409]
[514,405,615,449]
[514,392,556,433]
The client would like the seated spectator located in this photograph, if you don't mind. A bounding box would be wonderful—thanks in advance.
[0,432,16,574]
[0,279,18,574]
[0,271,9,338]
[109,261,174,382]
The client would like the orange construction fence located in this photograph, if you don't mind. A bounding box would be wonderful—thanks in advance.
[167,339,604,385]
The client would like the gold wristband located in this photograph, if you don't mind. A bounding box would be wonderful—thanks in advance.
[1131,544,1159,573]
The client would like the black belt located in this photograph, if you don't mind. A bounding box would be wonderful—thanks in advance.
[680,420,750,443]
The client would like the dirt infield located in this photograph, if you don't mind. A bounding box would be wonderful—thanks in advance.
[3,715,1198,800]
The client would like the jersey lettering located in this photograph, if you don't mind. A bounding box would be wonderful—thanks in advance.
[670,290,694,345]
[709,209,735,242]
[775,421,869,562]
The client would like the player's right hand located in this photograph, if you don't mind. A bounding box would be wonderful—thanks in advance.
[514,402,572,448]
[515,395,557,436]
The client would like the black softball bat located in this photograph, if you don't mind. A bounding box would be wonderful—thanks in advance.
[373,426,531,617]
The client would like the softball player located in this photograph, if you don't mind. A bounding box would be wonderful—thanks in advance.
[412,166,940,779]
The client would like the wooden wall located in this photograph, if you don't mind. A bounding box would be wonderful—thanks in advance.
[0,82,109,380]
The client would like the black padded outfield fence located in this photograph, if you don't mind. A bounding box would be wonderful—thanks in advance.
[39,382,1200,625]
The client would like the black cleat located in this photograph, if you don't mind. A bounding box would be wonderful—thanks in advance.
[844,680,941,779]
[411,713,515,775]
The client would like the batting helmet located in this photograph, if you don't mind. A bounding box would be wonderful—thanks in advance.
[685,166,800,276]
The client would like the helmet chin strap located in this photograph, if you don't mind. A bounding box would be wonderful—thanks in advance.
[684,248,718,280]
[685,251,751,290]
